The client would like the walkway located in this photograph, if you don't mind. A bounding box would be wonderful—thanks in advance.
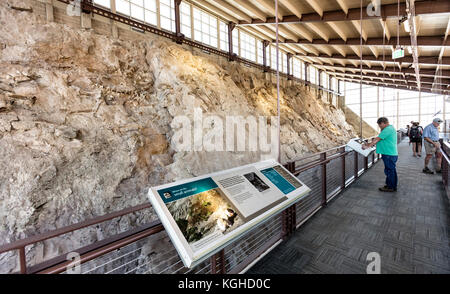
[248,141,450,274]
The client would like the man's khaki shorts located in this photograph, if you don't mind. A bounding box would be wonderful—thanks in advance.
[424,141,441,155]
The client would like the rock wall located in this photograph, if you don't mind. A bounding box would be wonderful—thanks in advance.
[0,0,359,272]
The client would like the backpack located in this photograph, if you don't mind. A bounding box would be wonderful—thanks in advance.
[410,126,421,139]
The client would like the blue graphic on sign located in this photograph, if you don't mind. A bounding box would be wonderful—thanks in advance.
[157,178,218,203]
[260,168,296,195]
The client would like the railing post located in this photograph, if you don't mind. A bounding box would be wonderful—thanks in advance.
[19,247,27,274]
[210,252,217,274]
[289,161,296,173]
[210,249,225,274]
[354,151,359,179]
[321,153,327,206]
[282,205,296,239]
[219,249,225,274]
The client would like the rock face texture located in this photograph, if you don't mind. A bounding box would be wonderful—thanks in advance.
[0,0,359,272]
[345,106,378,138]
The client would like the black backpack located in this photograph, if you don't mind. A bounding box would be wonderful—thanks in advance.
[410,126,421,139]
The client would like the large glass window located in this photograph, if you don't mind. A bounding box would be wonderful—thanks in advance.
[180,2,191,38]
[293,58,301,78]
[193,7,218,48]
[345,82,380,130]
[257,40,265,64]
[310,66,317,85]
[240,31,256,62]
[219,21,229,52]
[232,29,239,55]
[160,0,175,32]
[281,52,287,73]
[116,0,157,26]
[270,46,278,70]
[289,57,293,75]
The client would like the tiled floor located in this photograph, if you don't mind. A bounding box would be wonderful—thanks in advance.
[248,141,450,274]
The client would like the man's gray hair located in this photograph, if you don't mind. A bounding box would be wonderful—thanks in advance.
[377,117,389,124]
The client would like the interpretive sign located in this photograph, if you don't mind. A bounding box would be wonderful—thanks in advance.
[346,138,376,157]
[148,159,310,268]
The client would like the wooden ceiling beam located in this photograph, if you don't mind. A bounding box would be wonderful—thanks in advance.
[304,0,324,17]
[380,20,391,40]
[335,75,449,94]
[226,0,266,22]
[203,0,252,23]
[295,53,450,66]
[279,0,303,19]
[252,0,283,21]
[331,45,347,58]
[369,46,380,58]
[326,70,450,86]
[276,36,449,47]
[190,0,238,23]
[303,62,450,78]
[433,16,450,91]
[304,22,329,42]
[351,20,367,42]
[335,0,349,15]
[329,22,348,42]
[285,24,313,42]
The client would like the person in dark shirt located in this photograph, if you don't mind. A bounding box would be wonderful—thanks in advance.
[409,122,423,157]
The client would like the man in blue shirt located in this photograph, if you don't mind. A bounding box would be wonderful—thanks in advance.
[423,118,443,174]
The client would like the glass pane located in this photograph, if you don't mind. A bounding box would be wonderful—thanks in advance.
[130,0,143,5]
[116,0,130,15]
[144,10,157,25]
[145,0,156,11]
[130,4,144,20]
[94,0,111,8]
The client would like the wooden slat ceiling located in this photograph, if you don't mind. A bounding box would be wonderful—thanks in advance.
[189,0,450,94]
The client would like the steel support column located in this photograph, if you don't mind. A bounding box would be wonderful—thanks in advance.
[228,22,236,61]
[287,53,292,80]
[263,40,269,72]
[321,153,327,206]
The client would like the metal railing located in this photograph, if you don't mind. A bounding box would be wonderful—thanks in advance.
[1,134,409,274]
